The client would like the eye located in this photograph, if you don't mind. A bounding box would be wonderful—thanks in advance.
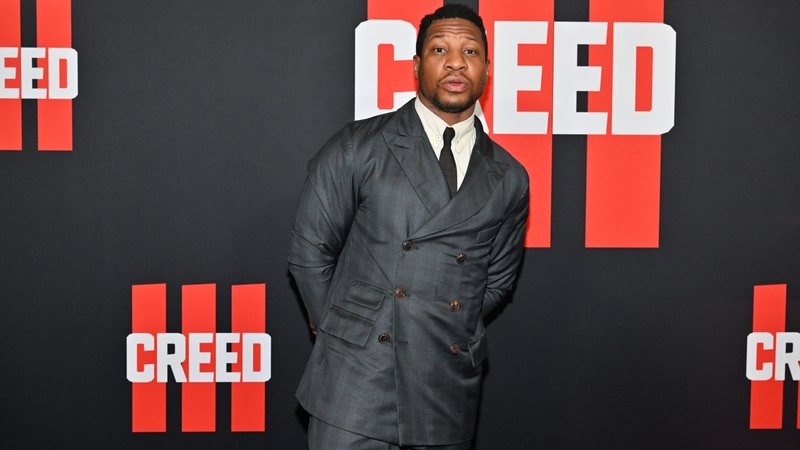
[433,47,446,54]
[464,49,478,56]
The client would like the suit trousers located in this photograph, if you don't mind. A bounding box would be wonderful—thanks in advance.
[308,416,473,450]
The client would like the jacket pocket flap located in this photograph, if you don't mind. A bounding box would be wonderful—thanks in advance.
[345,279,388,311]
[320,305,374,347]
[468,331,488,368]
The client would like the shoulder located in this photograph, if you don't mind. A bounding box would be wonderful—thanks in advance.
[308,107,404,175]
[319,108,400,154]
[486,136,529,196]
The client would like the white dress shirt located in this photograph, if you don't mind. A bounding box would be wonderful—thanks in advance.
[414,98,476,190]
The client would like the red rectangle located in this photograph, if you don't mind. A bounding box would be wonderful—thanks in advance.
[0,0,21,150]
[377,44,415,110]
[131,284,166,433]
[231,284,266,432]
[481,0,554,248]
[36,0,72,151]
[367,0,441,25]
[635,46,653,112]
[750,284,787,429]
[586,0,663,248]
[181,284,216,432]
[368,0,440,111]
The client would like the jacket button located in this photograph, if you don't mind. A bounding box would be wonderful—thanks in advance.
[309,323,318,336]
[402,240,414,251]
[394,287,407,299]
[456,253,467,264]
[450,343,460,354]
[450,300,461,312]
[378,333,391,344]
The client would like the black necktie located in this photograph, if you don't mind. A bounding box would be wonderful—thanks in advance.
[439,127,457,197]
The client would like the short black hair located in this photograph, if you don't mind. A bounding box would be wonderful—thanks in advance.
[416,4,488,59]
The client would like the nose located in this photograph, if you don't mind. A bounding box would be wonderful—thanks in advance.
[445,51,466,72]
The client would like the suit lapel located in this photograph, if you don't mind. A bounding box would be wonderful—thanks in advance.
[382,101,451,217]
[410,120,508,240]
[382,100,509,239]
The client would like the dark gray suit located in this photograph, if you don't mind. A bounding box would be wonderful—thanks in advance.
[288,99,529,447]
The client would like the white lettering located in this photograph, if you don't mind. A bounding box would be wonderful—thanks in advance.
[188,332,214,383]
[354,20,416,120]
[611,23,676,135]
[354,20,678,136]
[746,332,774,381]
[157,333,186,383]
[47,47,78,99]
[775,332,800,381]
[124,332,294,384]
[215,333,240,383]
[0,47,79,99]
[552,22,607,134]
[126,333,155,383]
[20,47,46,99]
[493,21,548,134]
[243,333,272,382]
[0,47,19,99]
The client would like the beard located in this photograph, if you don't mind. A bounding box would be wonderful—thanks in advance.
[428,90,480,114]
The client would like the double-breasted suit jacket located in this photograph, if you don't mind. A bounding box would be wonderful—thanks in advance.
[288,99,529,446]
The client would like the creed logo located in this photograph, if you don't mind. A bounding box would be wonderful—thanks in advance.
[355,0,675,248]
[0,0,77,151]
[747,284,800,430]
[129,283,270,433]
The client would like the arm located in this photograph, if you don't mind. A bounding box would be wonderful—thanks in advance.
[481,182,529,318]
[288,125,358,332]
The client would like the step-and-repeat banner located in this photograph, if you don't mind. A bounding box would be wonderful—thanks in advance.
[1,0,798,448]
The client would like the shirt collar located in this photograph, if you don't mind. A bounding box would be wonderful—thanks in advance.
[414,97,475,153]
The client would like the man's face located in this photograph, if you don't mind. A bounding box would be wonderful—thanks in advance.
[414,18,490,123]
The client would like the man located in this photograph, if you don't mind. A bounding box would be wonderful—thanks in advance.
[288,5,529,449]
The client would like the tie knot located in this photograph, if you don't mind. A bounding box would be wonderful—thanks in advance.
[443,127,455,146]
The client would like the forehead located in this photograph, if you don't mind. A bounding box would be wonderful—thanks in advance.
[423,18,482,43]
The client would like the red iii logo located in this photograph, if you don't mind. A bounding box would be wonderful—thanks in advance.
[127,283,270,432]
[0,0,78,151]
[747,284,800,429]
[355,0,675,248]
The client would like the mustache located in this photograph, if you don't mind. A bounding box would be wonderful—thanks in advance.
[439,74,471,85]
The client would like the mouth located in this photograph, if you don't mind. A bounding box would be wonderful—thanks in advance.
[441,76,469,93]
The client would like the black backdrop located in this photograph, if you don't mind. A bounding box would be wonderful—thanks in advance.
[1,0,799,448]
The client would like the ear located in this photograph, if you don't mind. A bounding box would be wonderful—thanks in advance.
[414,55,422,80]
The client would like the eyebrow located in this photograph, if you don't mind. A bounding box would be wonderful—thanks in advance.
[427,33,480,42]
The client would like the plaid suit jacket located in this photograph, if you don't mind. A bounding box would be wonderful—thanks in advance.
[288,99,529,446]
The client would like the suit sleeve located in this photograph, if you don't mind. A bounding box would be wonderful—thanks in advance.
[288,125,358,331]
[481,178,529,318]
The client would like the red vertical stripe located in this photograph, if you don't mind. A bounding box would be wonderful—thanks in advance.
[36,0,72,151]
[131,284,166,432]
[749,284,787,429]
[367,0,441,26]
[481,0,554,248]
[0,0,21,150]
[586,0,663,248]
[377,44,415,110]
[368,0,441,111]
[181,284,216,432]
[231,284,267,432]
